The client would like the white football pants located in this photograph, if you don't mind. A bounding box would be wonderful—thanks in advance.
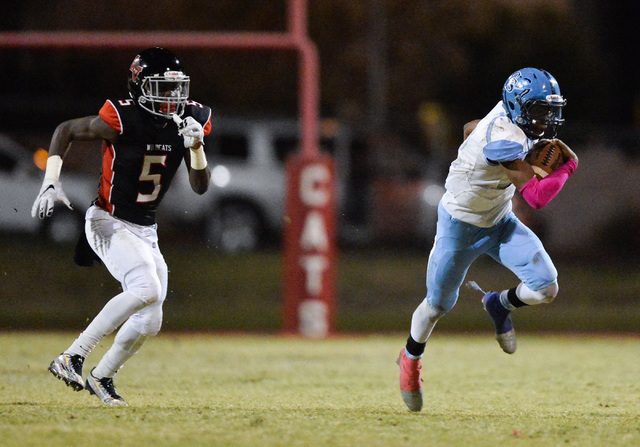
[67,205,168,378]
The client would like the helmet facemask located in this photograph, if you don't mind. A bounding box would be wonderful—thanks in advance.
[502,68,566,140]
[516,95,566,139]
[137,71,190,119]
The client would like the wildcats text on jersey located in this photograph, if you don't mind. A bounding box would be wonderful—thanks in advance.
[147,144,173,152]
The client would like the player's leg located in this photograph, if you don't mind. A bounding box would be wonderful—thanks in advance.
[399,203,481,411]
[91,244,167,380]
[483,214,558,353]
[86,220,168,405]
[65,211,161,357]
[49,285,149,391]
[492,214,558,306]
[49,210,150,390]
[409,239,477,347]
[84,319,143,406]
[51,209,164,399]
[409,205,483,351]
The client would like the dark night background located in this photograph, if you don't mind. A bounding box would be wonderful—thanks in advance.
[1,1,640,146]
[0,0,639,258]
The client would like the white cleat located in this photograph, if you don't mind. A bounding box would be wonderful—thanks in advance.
[86,369,128,407]
[48,353,85,391]
[495,329,517,355]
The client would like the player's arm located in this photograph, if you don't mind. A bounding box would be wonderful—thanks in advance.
[499,159,536,190]
[484,137,538,189]
[173,115,210,195]
[48,116,118,158]
[499,140,578,210]
[463,119,481,141]
[185,149,210,195]
[32,116,118,219]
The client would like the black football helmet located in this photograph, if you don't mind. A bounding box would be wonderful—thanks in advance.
[127,47,190,119]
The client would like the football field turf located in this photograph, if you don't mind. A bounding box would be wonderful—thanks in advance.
[1,332,638,446]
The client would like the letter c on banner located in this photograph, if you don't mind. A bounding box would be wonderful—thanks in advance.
[300,164,330,207]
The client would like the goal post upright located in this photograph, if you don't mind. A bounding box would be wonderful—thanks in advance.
[0,0,336,337]
[288,0,320,160]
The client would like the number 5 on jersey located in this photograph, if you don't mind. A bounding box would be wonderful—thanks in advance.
[137,155,167,203]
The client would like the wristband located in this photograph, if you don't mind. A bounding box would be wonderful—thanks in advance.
[190,147,207,170]
[44,155,63,181]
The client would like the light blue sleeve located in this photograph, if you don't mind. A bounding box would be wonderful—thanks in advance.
[483,140,526,164]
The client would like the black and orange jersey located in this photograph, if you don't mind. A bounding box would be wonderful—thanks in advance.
[95,99,212,225]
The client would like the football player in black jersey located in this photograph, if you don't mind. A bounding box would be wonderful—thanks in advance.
[32,48,212,406]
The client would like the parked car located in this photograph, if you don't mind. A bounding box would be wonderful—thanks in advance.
[0,134,97,244]
[368,177,444,248]
[160,116,445,252]
[161,116,353,252]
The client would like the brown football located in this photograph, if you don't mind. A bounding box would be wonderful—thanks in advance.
[525,141,564,179]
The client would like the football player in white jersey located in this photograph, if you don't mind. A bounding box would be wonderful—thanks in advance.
[397,68,579,412]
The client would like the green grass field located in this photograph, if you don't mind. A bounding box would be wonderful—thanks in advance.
[1,332,638,447]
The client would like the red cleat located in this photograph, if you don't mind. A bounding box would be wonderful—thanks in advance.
[397,348,423,412]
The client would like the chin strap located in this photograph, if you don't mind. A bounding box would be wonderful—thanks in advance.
[519,159,577,209]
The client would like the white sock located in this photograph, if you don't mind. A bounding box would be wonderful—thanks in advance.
[92,319,148,378]
[410,299,443,344]
[66,291,147,358]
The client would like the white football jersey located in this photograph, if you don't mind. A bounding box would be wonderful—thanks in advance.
[441,101,533,227]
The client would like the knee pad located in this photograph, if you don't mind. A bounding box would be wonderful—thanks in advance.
[415,298,448,322]
[426,287,458,315]
[538,282,559,303]
[125,268,164,305]
[129,303,163,336]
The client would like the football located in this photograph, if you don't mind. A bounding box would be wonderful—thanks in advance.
[525,141,564,179]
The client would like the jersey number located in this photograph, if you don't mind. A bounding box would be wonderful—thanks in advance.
[137,155,167,203]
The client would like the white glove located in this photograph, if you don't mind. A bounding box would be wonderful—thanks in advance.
[31,178,73,219]
[173,115,204,149]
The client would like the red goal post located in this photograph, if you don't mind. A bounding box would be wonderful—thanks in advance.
[0,0,337,337]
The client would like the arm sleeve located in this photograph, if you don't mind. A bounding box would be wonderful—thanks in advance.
[519,159,578,209]
[202,109,212,137]
[98,100,122,133]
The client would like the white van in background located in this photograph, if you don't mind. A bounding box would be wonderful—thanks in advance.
[0,134,97,244]
[161,116,354,252]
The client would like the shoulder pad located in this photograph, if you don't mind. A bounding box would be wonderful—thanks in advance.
[483,140,527,164]
[184,100,212,135]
